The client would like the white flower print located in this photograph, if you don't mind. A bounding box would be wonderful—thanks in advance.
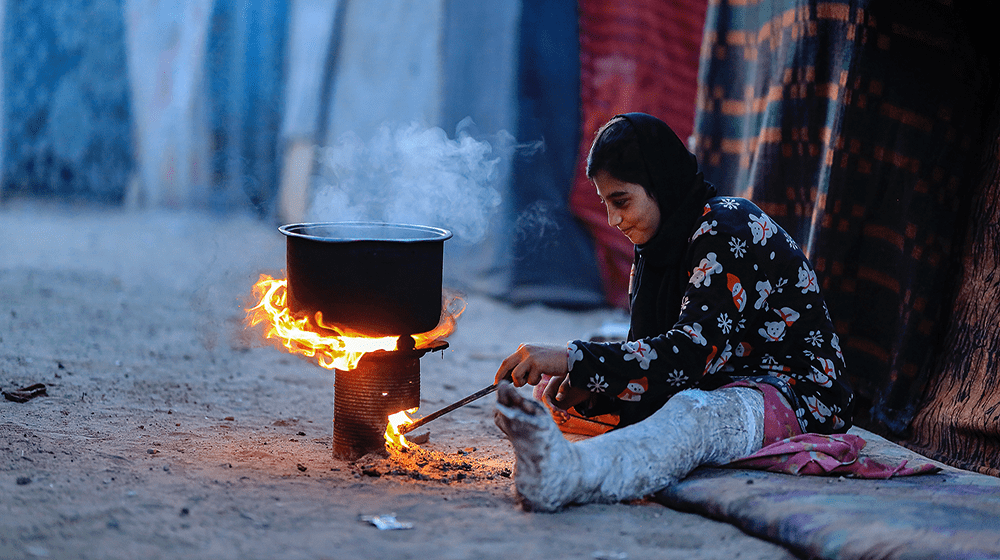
[759,320,787,342]
[567,342,584,371]
[706,342,733,375]
[796,263,819,293]
[831,333,844,361]
[784,231,799,250]
[691,219,718,242]
[681,323,708,346]
[817,357,837,381]
[729,236,747,258]
[774,277,788,293]
[761,354,780,368]
[754,280,772,310]
[736,318,746,332]
[802,349,815,360]
[690,252,723,288]
[617,378,648,402]
[804,395,832,422]
[806,362,834,388]
[588,374,609,393]
[621,340,658,370]
[717,313,732,334]
[679,296,690,314]
[748,213,776,246]
[666,369,688,387]
[773,371,793,385]
[720,197,739,210]
[805,331,824,347]
[806,358,836,388]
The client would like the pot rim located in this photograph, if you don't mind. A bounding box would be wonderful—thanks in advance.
[278,221,453,243]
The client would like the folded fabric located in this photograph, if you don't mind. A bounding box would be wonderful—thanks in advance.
[727,432,940,478]
[720,380,939,478]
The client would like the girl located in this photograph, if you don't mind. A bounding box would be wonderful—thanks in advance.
[493,113,853,512]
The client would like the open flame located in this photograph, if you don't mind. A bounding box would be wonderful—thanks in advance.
[384,408,417,449]
[246,274,464,372]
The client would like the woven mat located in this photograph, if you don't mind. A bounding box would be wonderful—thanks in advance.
[655,428,1000,560]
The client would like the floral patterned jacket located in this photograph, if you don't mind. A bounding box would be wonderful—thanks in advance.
[567,196,854,434]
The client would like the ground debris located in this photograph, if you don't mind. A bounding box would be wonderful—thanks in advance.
[359,514,413,530]
[3,383,47,403]
[353,445,511,484]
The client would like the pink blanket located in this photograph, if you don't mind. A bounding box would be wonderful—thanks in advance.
[724,381,939,478]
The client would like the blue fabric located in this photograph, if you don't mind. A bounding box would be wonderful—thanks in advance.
[1,0,134,202]
[205,0,289,217]
[507,0,604,308]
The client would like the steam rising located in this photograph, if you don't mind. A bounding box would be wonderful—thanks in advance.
[309,120,509,243]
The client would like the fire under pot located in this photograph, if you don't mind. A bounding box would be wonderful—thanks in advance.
[278,222,453,460]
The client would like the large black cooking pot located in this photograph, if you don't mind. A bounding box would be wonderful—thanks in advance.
[279,222,452,337]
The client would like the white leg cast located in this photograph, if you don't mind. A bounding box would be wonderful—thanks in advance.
[494,383,764,512]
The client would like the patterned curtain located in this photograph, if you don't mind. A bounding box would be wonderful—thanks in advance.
[694,0,995,436]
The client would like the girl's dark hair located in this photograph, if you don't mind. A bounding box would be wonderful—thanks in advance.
[585,117,653,196]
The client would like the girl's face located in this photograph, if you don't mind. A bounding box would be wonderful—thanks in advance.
[593,169,661,245]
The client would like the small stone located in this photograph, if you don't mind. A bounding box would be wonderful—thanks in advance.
[146,449,158,455]
[297,464,307,472]
[16,476,31,485]
[180,507,190,517]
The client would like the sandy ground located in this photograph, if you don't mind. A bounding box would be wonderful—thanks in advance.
[0,202,801,560]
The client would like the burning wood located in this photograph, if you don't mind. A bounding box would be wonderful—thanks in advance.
[246,273,465,459]
[384,408,417,450]
[384,382,502,451]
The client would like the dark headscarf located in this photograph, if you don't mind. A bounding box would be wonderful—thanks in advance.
[609,113,717,340]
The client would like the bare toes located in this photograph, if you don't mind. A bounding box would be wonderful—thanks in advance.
[497,381,541,416]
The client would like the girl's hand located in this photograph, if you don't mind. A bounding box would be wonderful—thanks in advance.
[543,374,590,413]
[494,343,568,387]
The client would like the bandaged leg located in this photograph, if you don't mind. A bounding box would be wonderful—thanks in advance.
[494,383,764,512]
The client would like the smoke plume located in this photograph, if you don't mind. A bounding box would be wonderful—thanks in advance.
[308,119,508,243]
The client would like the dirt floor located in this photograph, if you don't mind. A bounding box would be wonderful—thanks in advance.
[0,202,805,560]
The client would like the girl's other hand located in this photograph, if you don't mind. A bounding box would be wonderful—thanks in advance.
[494,343,568,387]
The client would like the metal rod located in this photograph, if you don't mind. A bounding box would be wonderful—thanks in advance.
[398,383,499,434]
